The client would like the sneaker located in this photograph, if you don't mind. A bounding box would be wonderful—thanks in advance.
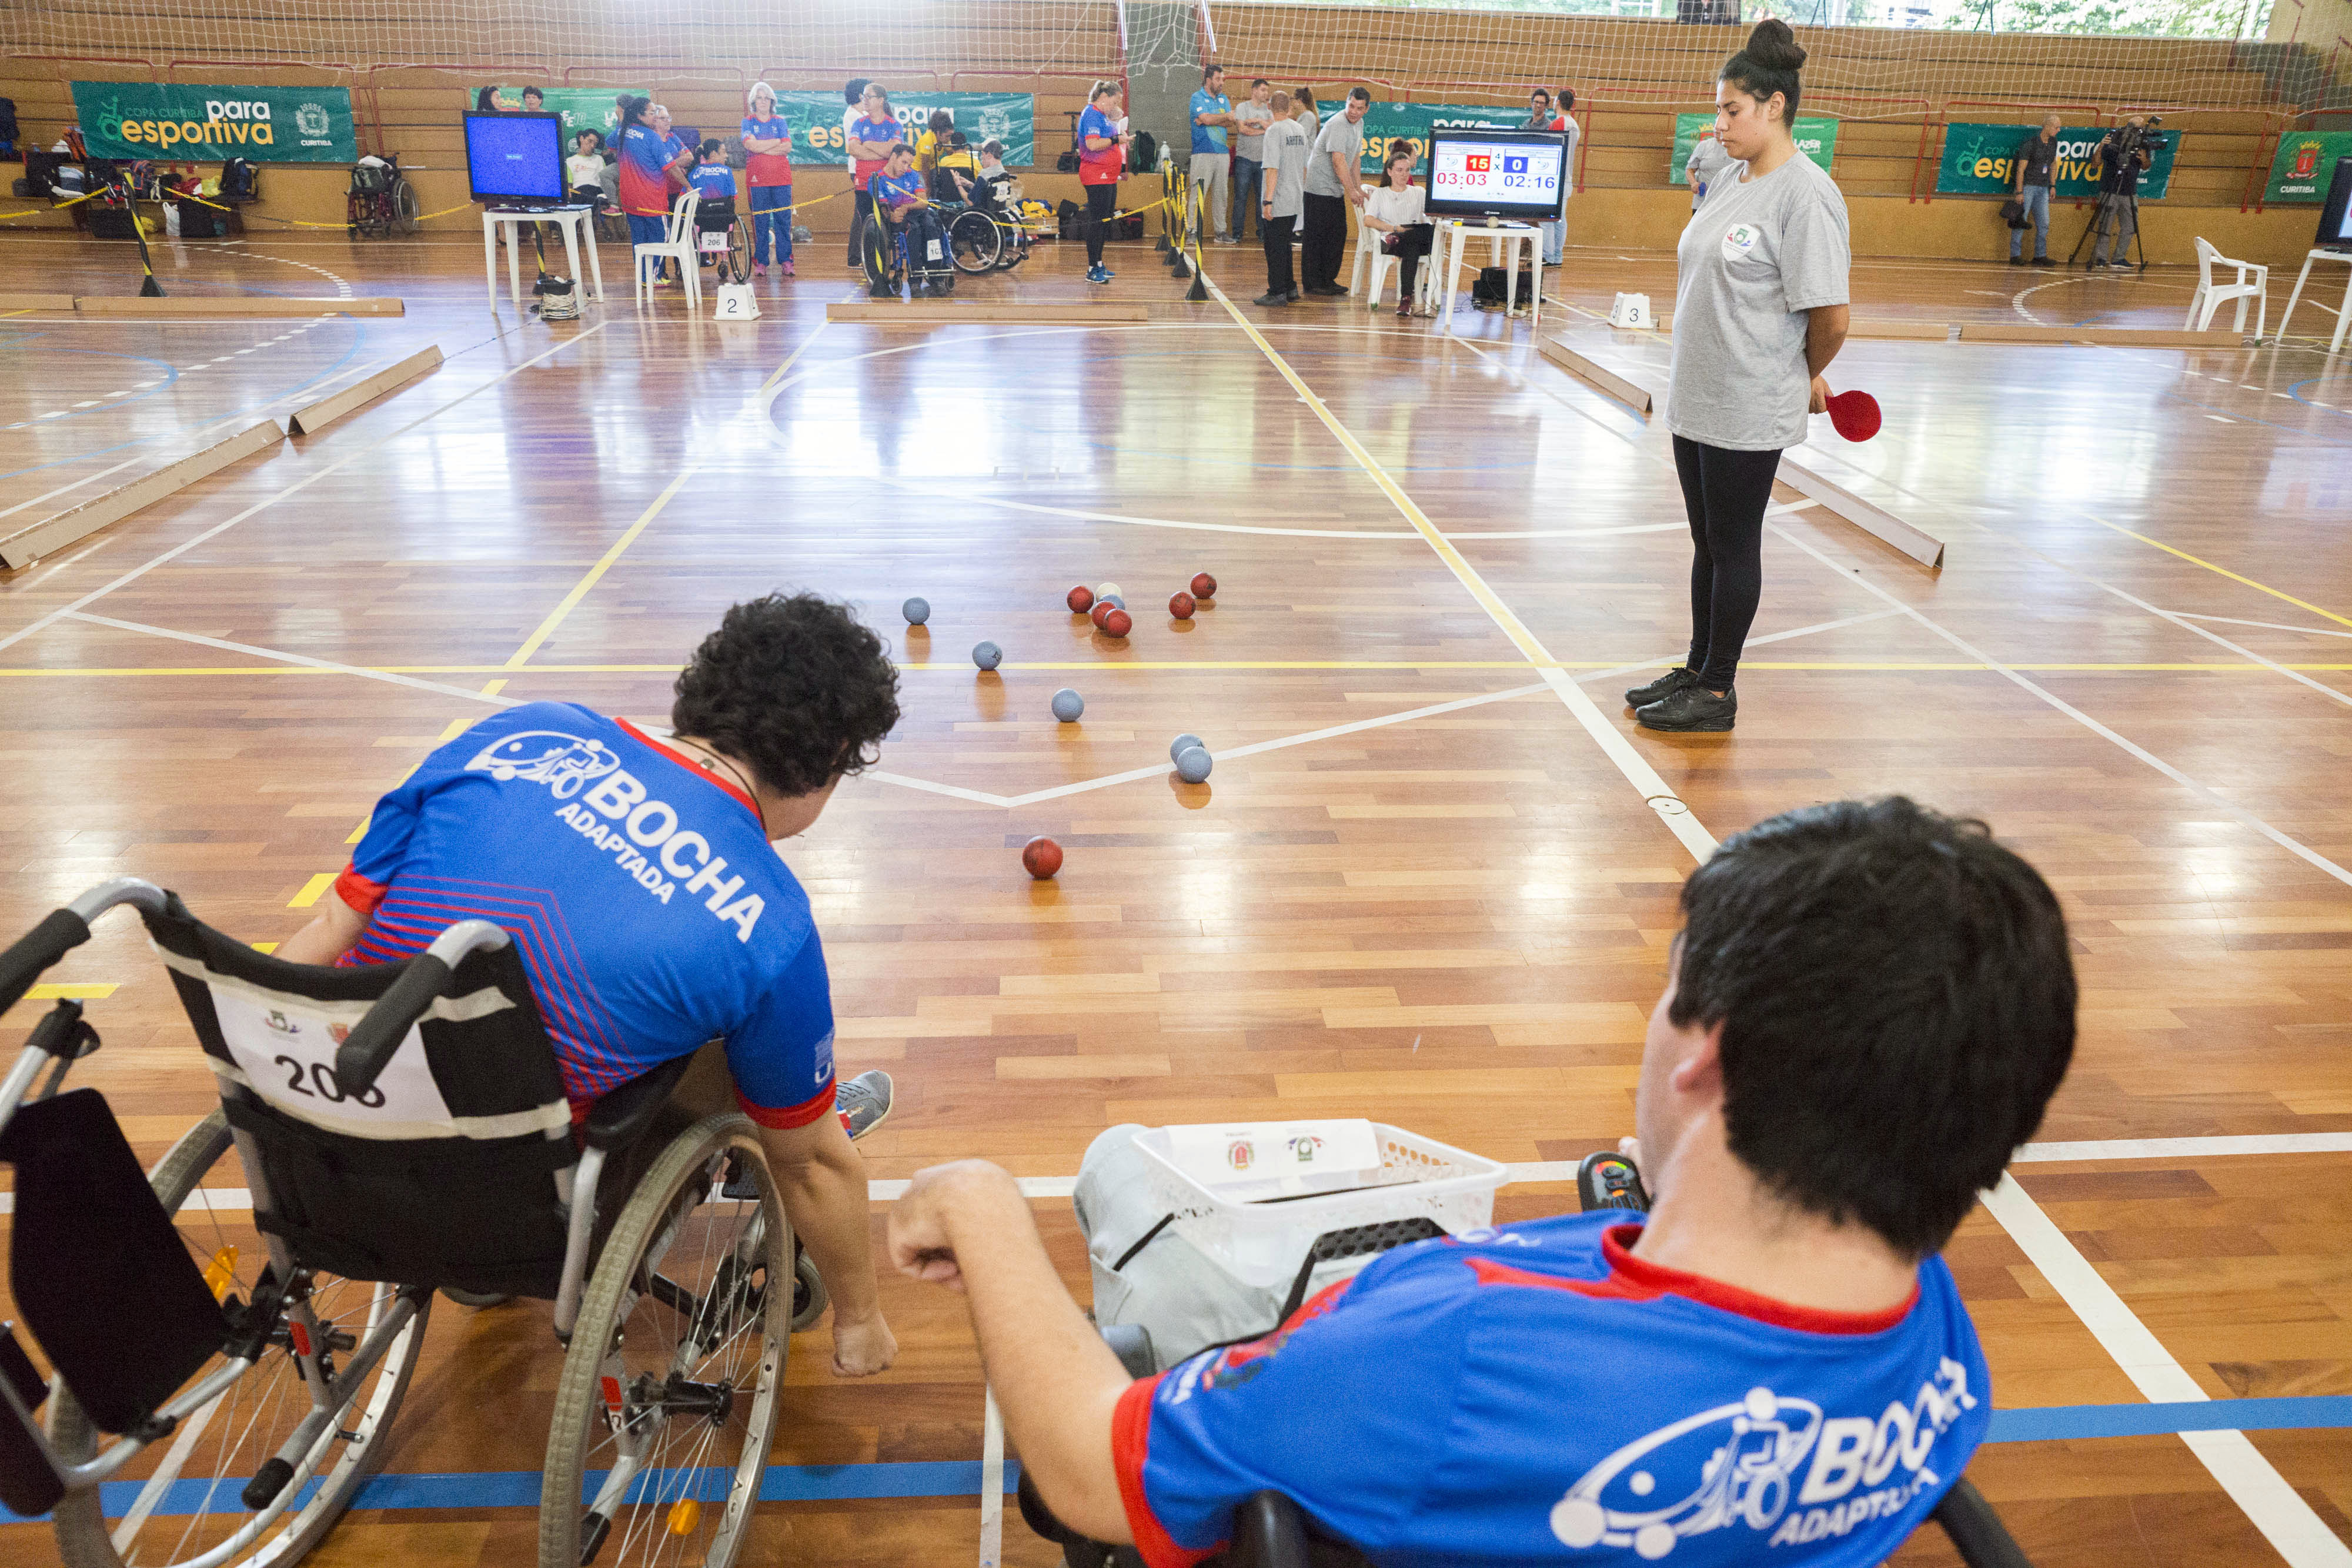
[1396,300,1411,317]
[1254,290,1290,306]
[1087,264,1112,285]
[1306,284,1348,297]
[2007,256,2024,266]
[1635,684,1737,733]
[1285,287,1301,302]
[1214,235,1239,246]
[2032,256,2054,267]
[753,263,767,278]
[780,260,795,276]
[836,1069,893,1141]
[1624,666,1700,708]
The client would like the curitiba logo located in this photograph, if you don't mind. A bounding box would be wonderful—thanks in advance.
[296,102,331,139]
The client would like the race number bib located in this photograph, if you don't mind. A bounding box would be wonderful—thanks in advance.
[213,988,456,1129]
[699,230,729,252]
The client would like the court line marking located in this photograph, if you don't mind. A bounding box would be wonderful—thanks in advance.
[978,1390,1005,1568]
[2166,611,2352,641]
[1981,1176,2352,1567]
[871,476,1417,540]
[12,658,2352,680]
[62,612,528,709]
[0,323,611,658]
[2085,514,2352,631]
[1193,269,1718,863]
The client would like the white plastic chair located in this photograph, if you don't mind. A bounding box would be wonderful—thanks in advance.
[634,189,701,310]
[1348,223,1401,309]
[2186,237,2267,337]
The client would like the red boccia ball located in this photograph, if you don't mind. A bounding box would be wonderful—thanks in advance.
[1067,585,1095,614]
[1168,591,1196,620]
[1102,607,1133,638]
[1091,599,1116,629]
[1190,572,1217,599]
[1023,835,1064,879]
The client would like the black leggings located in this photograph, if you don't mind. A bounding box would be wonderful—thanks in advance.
[1671,434,1781,691]
[1085,183,1117,266]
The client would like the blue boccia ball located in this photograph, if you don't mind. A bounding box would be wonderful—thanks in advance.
[1174,745,1213,784]
[973,641,1002,671]
[1052,688,1084,722]
[903,597,930,626]
[1169,732,1203,763]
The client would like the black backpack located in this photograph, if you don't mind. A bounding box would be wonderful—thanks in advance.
[219,158,258,202]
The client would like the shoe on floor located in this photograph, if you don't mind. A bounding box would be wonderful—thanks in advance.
[1307,284,1348,297]
[2007,256,2025,266]
[1396,300,1411,316]
[2032,256,2054,267]
[1254,290,1291,306]
[1636,684,1737,733]
[1624,666,1699,708]
[780,260,795,276]
[837,1069,893,1141]
[753,262,767,277]
[1087,264,1112,285]
[1286,287,1302,302]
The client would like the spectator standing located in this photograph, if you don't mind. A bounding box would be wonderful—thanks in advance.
[1078,80,1130,287]
[1300,87,1370,297]
[1552,87,1580,266]
[1230,79,1274,240]
[1524,87,1572,268]
[2090,115,2151,269]
[846,82,900,271]
[917,109,952,170]
[1686,128,1733,210]
[741,82,796,278]
[2008,115,2059,268]
[1188,65,1235,244]
[616,96,682,287]
[1253,89,1308,306]
[1645,19,1849,735]
[1293,88,1319,139]
[1362,145,1432,316]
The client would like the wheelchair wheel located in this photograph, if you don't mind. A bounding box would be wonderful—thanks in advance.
[789,1243,827,1333]
[50,1111,432,1568]
[724,216,753,283]
[947,208,1001,275]
[392,178,419,235]
[540,1114,791,1568]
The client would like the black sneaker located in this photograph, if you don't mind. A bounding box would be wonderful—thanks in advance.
[2032,256,2055,267]
[1285,287,1301,302]
[1624,667,1699,708]
[1636,684,1736,732]
[2007,256,2025,266]
[1253,290,1290,307]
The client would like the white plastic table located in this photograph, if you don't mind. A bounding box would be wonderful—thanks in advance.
[482,207,603,315]
[1433,218,1544,336]
[2277,248,2352,356]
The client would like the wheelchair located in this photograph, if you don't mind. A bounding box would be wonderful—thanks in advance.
[345,153,417,240]
[861,203,955,299]
[1018,1150,2035,1568]
[693,195,754,285]
[0,878,811,1568]
[941,172,1035,276]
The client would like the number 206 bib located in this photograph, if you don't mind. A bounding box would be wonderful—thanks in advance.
[213,988,457,1134]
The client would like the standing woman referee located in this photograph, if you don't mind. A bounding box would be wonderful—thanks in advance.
[1631,19,1849,734]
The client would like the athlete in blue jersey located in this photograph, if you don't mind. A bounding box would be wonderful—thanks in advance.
[280,593,907,1377]
[887,798,2078,1563]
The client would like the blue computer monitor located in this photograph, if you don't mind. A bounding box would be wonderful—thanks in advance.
[1424,128,1569,223]
[464,112,566,206]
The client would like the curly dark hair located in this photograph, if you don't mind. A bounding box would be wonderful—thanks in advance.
[671,594,900,798]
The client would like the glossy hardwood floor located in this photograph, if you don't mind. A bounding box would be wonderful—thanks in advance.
[2,225,2349,1567]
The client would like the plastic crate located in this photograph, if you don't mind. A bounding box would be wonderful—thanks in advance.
[1134,1122,1508,1288]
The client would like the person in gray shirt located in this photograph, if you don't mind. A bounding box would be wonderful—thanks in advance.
[1254,90,1311,306]
[1632,19,1850,735]
[1299,87,1369,295]
[1230,79,1275,240]
[1685,130,1735,211]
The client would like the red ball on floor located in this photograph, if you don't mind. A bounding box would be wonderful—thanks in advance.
[1067,585,1095,614]
[1168,591,1196,620]
[1022,836,1063,879]
[1101,608,1132,638]
[1190,572,1217,599]
[1090,599,1115,629]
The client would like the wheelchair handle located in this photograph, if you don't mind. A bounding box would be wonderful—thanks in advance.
[332,920,510,1098]
[0,879,166,1018]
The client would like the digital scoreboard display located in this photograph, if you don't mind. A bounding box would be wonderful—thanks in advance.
[1425,129,1568,222]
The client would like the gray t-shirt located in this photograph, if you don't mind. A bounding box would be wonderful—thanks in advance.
[1666,154,1850,453]
[1304,112,1364,199]
[1233,99,1275,161]
[1261,116,1311,220]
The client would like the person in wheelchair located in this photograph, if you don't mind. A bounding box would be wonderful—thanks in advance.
[863,141,954,300]
[887,798,2077,1564]
[689,139,736,268]
[279,592,905,1378]
[931,129,981,205]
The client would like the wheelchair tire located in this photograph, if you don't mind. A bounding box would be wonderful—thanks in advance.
[392,179,419,235]
[789,1243,827,1333]
[51,1111,432,1568]
[724,216,753,283]
[540,1112,791,1568]
[947,208,1002,275]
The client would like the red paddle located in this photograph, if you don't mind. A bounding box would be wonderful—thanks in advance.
[1826,389,1882,442]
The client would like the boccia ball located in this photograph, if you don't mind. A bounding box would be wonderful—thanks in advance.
[903,597,931,626]
[1102,608,1132,638]
[1174,746,1213,784]
[1096,581,1123,603]
[1170,732,1203,763]
[1067,585,1095,614]
[1051,688,1084,722]
[1101,594,1125,611]
[1090,599,1115,630]
[1168,591,1196,620]
[973,641,1003,671]
[1191,572,1217,599]
[1023,836,1064,879]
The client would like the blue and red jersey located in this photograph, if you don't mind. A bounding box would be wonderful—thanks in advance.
[1078,105,1125,186]
[740,114,794,187]
[335,703,836,1129]
[850,113,901,191]
[1115,1213,1989,1568]
[617,123,673,216]
[870,166,924,215]
[691,161,736,202]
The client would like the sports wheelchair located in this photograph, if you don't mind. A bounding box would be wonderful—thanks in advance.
[861,200,956,300]
[693,195,754,285]
[933,170,1034,276]
[1018,1151,2034,1568]
[0,878,813,1568]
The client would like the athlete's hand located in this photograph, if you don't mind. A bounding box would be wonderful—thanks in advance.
[1809,375,1830,415]
[831,1312,898,1377]
[887,1158,1014,1292]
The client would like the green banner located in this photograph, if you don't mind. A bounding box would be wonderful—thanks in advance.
[2264,130,2352,203]
[72,82,356,163]
[477,87,647,151]
[1671,113,1838,184]
[1358,102,1529,175]
[1936,123,2179,200]
[777,92,1035,168]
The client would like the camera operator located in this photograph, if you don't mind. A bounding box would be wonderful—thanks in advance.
[2089,115,2156,270]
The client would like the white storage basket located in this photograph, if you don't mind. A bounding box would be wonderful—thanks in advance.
[1134,1123,1509,1288]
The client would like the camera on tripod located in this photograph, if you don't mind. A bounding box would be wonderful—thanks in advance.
[2109,115,2164,159]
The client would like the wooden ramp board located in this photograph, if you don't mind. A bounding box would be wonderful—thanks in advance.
[288,345,444,437]
[824,300,1150,325]
[0,419,284,570]
[1957,323,2244,347]
[76,296,405,319]
[1537,335,1653,416]
[1776,456,1947,569]
[0,292,77,312]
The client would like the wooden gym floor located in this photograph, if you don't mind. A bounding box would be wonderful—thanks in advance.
[1,225,2350,1567]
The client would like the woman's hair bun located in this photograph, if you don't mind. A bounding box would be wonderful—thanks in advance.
[1744,18,1807,71]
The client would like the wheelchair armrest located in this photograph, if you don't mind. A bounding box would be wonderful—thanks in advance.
[1932,1477,2034,1568]
[1226,1492,1314,1568]
[580,1054,696,1151]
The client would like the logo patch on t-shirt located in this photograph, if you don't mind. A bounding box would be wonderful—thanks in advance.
[1720,222,1760,263]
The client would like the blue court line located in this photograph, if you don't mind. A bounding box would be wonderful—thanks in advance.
[8,1400,2350,1523]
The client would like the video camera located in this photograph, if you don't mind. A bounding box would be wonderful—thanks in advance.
[2106,115,2164,161]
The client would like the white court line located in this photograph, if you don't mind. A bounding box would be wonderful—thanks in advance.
[2162,611,2352,641]
[873,476,1416,540]
[978,1390,1005,1568]
[0,324,610,658]
[66,612,527,709]
[1981,1176,2352,1567]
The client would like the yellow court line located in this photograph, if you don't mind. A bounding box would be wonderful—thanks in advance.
[286,872,338,908]
[7,660,2352,679]
[2087,515,2352,631]
[27,982,117,1000]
